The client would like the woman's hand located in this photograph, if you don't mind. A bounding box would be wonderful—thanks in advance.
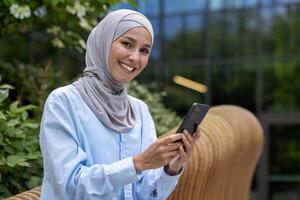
[164,125,201,175]
[133,134,183,174]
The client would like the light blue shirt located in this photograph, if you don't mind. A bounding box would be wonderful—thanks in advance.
[39,85,181,200]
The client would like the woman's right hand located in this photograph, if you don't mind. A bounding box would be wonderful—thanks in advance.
[133,134,183,174]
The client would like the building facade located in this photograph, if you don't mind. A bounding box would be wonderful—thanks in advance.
[116,0,300,199]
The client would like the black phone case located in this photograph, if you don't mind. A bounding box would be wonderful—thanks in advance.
[176,103,209,135]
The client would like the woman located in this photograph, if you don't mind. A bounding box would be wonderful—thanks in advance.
[39,9,200,200]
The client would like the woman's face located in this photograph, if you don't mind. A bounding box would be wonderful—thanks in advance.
[109,27,152,84]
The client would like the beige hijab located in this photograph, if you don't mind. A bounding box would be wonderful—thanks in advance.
[73,9,154,133]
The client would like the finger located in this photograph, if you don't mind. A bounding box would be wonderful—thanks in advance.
[184,131,194,144]
[165,142,182,151]
[182,131,192,151]
[194,131,201,141]
[179,146,187,161]
[160,134,182,144]
[193,125,201,139]
[162,150,181,164]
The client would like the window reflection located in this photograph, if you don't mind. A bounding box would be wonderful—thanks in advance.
[164,0,185,13]
[187,14,204,59]
[143,0,159,15]
[148,17,159,59]
[163,16,185,60]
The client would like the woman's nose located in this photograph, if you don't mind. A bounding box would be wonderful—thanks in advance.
[128,50,139,63]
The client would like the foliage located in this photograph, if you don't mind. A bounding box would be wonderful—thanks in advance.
[127,80,182,136]
[0,61,68,118]
[0,0,137,53]
[0,0,139,197]
[0,78,41,198]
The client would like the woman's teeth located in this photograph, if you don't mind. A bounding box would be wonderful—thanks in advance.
[120,63,134,72]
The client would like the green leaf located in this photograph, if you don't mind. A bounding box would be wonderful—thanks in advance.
[0,84,14,89]
[7,118,20,127]
[21,111,28,121]
[6,155,28,168]
[0,111,6,120]
[0,89,9,103]
[23,122,39,129]
[9,101,20,113]
[18,162,31,167]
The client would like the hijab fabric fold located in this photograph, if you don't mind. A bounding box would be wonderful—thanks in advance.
[73,9,154,133]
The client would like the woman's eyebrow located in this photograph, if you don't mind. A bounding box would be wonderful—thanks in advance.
[122,36,152,48]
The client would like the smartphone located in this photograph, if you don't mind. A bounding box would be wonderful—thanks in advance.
[176,103,210,136]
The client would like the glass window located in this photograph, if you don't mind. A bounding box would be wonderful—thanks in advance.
[139,0,160,15]
[261,0,274,6]
[225,11,244,57]
[270,125,300,175]
[164,0,185,13]
[210,64,256,111]
[186,14,204,59]
[163,16,185,60]
[225,0,246,8]
[148,17,159,59]
[209,11,244,58]
[135,62,158,84]
[163,64,206,115]
[271,182,300,200]
[260,7,275,55]
[208,13,226,57]
[210,0,257,9]
[209,0,224,10]
[184,0,206,11]
[244,10,258,56]
[262,61,300,112]
[276,0,300,4]
[244,0,258,7]
[164,0,205,14]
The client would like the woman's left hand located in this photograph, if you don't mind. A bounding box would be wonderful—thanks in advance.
[164,125,201,175]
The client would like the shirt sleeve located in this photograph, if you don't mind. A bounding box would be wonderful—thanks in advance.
[133,102,182,200]
[40,91,139,200]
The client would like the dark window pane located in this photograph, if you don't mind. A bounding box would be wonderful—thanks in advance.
[163,16,185,60]
[140,0,159,15]
[185,0,206,11]
[210,64,256,111]
[271,182,300,200]
[276,0,300,4]
[148,17,159,59]
[163,64,206,115]
[225,12,244,57]
[244,0,258,7]
[208,13,226,57]
[186,14,204,59]
[225,0,246,8]
[261,0,275,6]
[262,61,300,112]
[209,0,224,10]
[135,62,157,84]
[209,11,244,58]
[270,125,300,175]
[244,10,258,56]
[164,0,185,13]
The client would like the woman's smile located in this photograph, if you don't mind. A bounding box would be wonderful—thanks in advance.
[119,62,135,73]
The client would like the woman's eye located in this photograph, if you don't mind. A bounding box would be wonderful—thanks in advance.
[122,41,131,48]
[140,48,150,55]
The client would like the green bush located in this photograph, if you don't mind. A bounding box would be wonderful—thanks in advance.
[127,80,182,136]
[0,61,68,118]
[0,79,41,198]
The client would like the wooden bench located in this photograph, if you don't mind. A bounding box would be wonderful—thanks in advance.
[7,105,264,200]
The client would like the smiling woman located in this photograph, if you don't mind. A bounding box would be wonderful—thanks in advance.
[38,9,201,200]
[109,27,152,84]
